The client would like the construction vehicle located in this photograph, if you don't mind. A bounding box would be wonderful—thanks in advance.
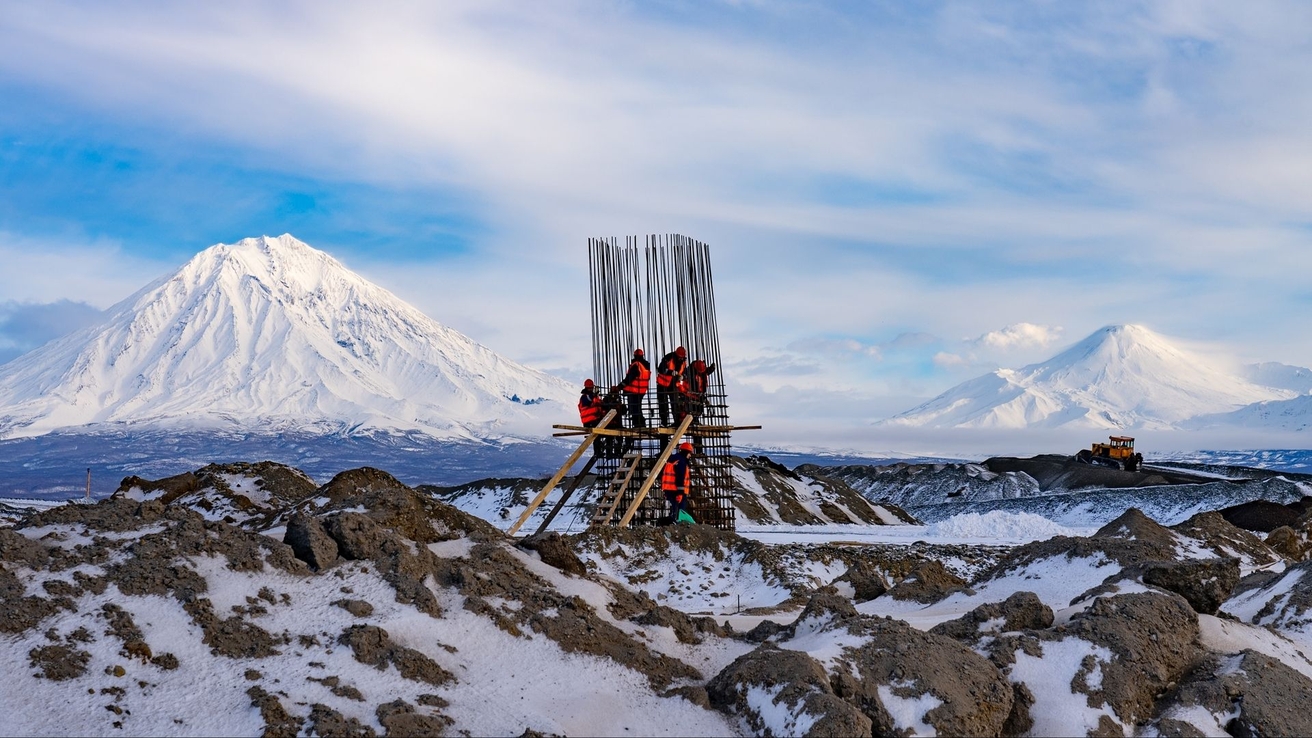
[1075,436,1143,472]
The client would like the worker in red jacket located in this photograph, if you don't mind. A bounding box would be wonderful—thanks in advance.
[661,441,695,525]
[619,349,650,428]
[656,346,688,427]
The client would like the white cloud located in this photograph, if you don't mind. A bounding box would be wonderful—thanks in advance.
[933,351,969,368]
[973,323,1064,351]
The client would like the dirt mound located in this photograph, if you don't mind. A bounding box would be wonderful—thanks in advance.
[516,532,587,576]
[985,454,1212,491]
[115,461,318,527]
[1218,499,1305,532]
[833,559,890,603]
[886,559,970,603]
[1141,558,1240,615]
[992,592,1203,731]
[707,645,872,736]
[1171,511,1278,568]
[831,616,1014,736]
[930,591,1053,644]
[431,541,701,689]
[1157,650,1312,737]
[313,468,501,543]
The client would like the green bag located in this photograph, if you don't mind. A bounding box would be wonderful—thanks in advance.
[676,510,696,525]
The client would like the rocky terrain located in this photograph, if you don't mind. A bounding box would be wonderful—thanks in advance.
[812,454,1312,526]
[1,459,1312,735]
[422,454,917,534]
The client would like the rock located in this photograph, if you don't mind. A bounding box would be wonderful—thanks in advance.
[1158,650,1312,737]
[791,590,858,631]
[833,559,889,603]
[324,513,389,561]
[1266,526,1307,560]
[827,617,1013,736]
[930,591,1053,643]
[887,560,969,604]
[1141,558,1240,615]
[246,686,301,738]
[517,533,587,577]
[284,513,340,571]
[338,625,455,687]
[741,619,787,643]
[333,599,375,618]
[707,645,873,737]
[375,699,453,737]
[307,704,377,737]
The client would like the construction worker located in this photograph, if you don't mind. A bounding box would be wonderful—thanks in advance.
[619,349,650,428]
[656,346,689,427]
[661,441,695,525]
[578,379,603,427]
[598,385,631,458]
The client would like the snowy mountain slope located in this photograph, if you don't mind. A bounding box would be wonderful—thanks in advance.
[1244,362,1312,394]
[0,235,574,440]
[1189,394,1312,432]
[883,324,1295,430]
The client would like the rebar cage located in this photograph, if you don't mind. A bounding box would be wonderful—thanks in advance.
[587,234,736,530]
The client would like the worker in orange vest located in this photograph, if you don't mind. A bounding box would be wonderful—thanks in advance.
[662,441,695,525]
[656,346,689,427]
[578,379,603,427]
[619,349,650,428]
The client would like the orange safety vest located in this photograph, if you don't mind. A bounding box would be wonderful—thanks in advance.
[578,394,602,425]
[624,360,650,394]
[662,457,688,494]
[690,370,708,394]
[657,355,687,388]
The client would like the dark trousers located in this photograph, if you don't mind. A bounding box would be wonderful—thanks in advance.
[657,387,676,427]
[665,490,689,523]
[623,392,646,428]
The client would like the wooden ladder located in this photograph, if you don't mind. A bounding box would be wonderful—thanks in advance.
[616,414,695,528]
[589,451,644,528]
[506,409,617,536]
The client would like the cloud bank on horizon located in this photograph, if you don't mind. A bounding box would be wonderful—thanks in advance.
[1,1,1310,447]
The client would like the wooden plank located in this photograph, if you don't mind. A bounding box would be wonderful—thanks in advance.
[617,415,694,528]
[507,410,616,536]
[532,454,600,536]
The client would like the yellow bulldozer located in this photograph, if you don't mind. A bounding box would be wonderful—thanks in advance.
[1075,435,1144,472]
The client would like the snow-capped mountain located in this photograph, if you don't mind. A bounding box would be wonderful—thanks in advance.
[1189,394,1312,432]
[884,324,1297,430]
[0,235,575,440]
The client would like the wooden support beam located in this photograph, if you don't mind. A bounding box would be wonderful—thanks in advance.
[617,414,694,528]
[507,409,616,536]
[533,454,599,536]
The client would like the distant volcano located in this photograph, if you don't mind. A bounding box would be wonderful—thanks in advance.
[883,324,1298,430]
[0,235,573,440]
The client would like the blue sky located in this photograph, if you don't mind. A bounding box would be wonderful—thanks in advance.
[1,1,1311,449]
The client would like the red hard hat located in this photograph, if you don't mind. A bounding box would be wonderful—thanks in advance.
[676,346,686,358]
[584,379,594,388]
[679,441,693,452]
[693,359,705,370]
[634,348,644,357]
